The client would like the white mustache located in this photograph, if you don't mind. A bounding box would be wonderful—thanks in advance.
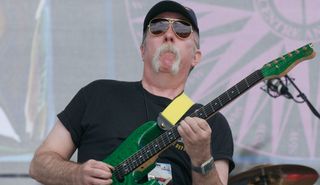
[152,44,181,75]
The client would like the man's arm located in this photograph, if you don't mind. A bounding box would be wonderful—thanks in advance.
[178,117,229,185]
[29,120,113,185]
[191,160,229,185]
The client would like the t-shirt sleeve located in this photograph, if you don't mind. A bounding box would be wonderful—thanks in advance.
[209,112,235,172]
[57,87,87,147]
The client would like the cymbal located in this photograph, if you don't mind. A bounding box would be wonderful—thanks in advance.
[229,164,319,185]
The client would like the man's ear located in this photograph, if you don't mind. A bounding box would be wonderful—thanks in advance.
[192,49,202,67]
[140,44,145,61]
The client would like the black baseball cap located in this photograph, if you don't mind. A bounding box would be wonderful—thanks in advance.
[143,1,199,34]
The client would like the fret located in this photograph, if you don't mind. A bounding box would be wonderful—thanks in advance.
[131,157,137,169]
[113,168,120,177]
[126,164,131,173]
[164,132,170,144]
[139,153,144,162]
[201,107,208,118]
[159,134,166,149]
[209,101,215,113]
[248,71,261,86]
[168,130,175,141]
[120,162,130,175]
[153,141,161,153]
[171,134,176,143]
[165,131,173,144]
[163,132,170,146]
[157,141,163,152]
[137,153,144,165]
[226,90,231,100]
[113,169,123,181]
[223,92,230,103]
[227,86,239,99]
[247,73,257,86]
[244,78,250,88]
[217,97,223,106]
[237,80,248,93]
[172,127,180,141]
[143,152,148,160]
[219,93,229,105]
[196,107,207,119]
[123,158,134,173]
[167,128,174,140]
[235,84,240,94]
[212,100,221,111]
[143,145,152,158]
[203,105,212,117]
[254,70,262,80]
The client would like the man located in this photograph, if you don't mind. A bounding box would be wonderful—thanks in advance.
[29,1,234,185]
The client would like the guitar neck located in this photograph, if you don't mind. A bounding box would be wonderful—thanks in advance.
[191,69,264,119]
[114,70,264,177]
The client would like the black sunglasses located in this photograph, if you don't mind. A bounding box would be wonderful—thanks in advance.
[148,18,193,39]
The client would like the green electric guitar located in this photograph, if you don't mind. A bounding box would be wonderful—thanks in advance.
[103,43,316,184]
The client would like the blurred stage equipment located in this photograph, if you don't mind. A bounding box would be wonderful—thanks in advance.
[229,164,319,185]
[261,75,320,120]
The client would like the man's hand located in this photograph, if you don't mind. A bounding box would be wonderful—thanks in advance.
[177,116,212,166]
[75,159,114,185]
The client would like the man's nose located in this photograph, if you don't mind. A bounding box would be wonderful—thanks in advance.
[163,25,176,43]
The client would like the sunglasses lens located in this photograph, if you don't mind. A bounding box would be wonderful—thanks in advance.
[149,18,192,38]
[149,19,169,35]
[173,21,192,38]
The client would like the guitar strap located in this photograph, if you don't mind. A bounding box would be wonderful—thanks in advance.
[157,93,194,130]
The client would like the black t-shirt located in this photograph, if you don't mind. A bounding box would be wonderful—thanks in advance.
[58,80,234,184]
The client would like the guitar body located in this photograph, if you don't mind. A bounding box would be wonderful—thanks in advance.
[103,121,163,185]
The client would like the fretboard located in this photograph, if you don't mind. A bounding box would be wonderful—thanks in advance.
[114,69,264,179]
[190,69,264,119]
